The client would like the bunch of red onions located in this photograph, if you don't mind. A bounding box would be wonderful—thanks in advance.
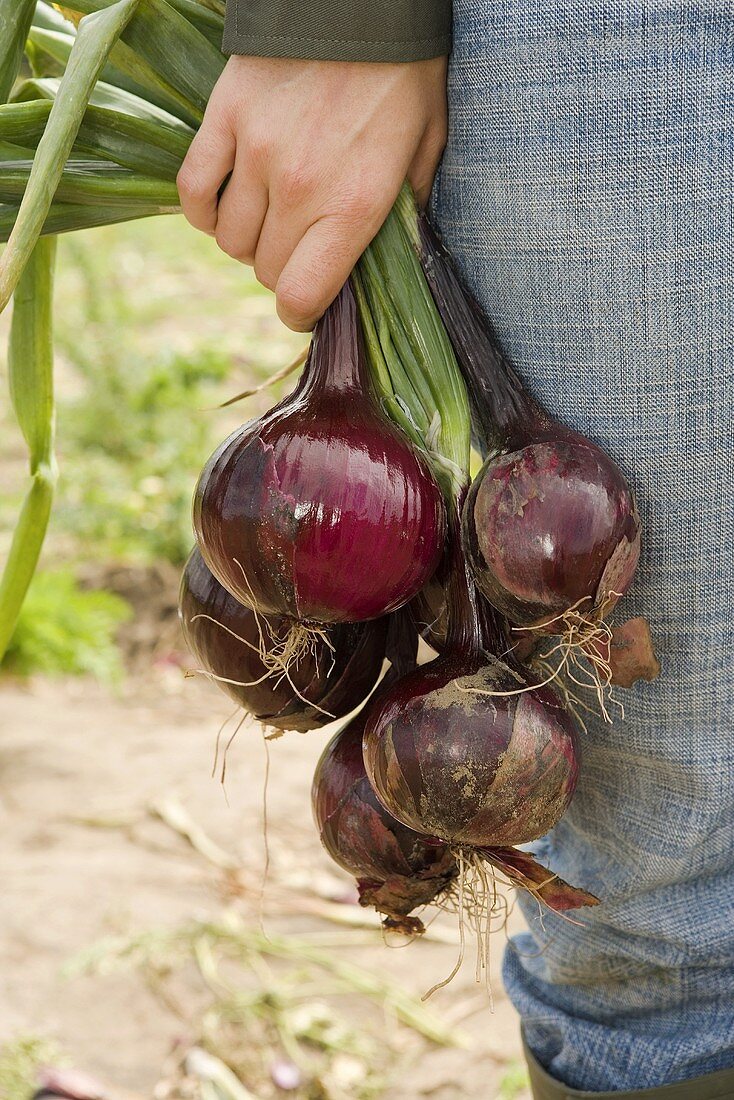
[178,184,658,963]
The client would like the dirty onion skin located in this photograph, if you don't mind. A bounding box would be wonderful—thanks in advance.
[364,528,580,848]
[312,709,457,934]
[415,213,641,635]
[179,547,387,733]
[193,281,446,625]
[363,511,597,914]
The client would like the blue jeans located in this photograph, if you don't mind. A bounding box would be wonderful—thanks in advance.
[433,1,734,1091]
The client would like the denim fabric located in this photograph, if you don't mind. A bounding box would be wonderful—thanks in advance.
[433,1,734,1092]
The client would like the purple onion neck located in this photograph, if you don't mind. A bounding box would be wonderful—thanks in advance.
[445,501,505,659]
[306,279,371,398]
[416,214,549,454]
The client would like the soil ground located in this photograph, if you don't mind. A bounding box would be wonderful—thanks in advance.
[0,668,532,1100]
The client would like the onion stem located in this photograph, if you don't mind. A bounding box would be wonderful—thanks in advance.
[356,185,471,505]
[0,200,177,241]
[0,158,180,206]
[0,237,58,660]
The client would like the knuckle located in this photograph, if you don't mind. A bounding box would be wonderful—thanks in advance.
[339,187,378,228]
[247,127,274,167]
[277,160,316,206]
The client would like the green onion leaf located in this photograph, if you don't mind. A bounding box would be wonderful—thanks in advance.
[0,158,180,206]
[62,0,225,116]
[0,201,176,242]
[0,98,191,180]
[356,185,471,503]
[0,0,143,314]
[0,0,36,103]
[0,238,58,660]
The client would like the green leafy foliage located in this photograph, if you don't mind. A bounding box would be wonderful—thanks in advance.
[58,347,229,565]
[0,0,142,313]
[0,0,36,104]
[2,570,131,680]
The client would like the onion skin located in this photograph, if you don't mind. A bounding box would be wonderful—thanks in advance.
[463,436,641,629]
[363,651,580,848]
[179,548,387,732]
[414,211,641,630]
[313,711,457,925]
[193,281,446,624]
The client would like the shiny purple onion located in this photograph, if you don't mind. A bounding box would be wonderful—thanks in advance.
[193,281,446,625]
[464,434,641,629]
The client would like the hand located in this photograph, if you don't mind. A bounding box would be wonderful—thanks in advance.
[177,55,448,331]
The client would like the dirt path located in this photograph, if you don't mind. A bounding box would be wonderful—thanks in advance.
[0,673,531,1099]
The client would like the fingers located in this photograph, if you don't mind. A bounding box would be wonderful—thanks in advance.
[266,122,446,326]
[177,114,236,236]
[178,54,450,332]
[274,201,385,331]
[253,159,324,290]
[214,150,268,266]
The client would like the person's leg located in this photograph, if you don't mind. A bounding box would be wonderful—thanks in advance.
[433,0,734,1091]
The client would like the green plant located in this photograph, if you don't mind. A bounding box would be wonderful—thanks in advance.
[2,569,131,680]
[0,237,56,659]
[0,1035,65,1100]
[496,1060,530,1100]
[57,345,230,566]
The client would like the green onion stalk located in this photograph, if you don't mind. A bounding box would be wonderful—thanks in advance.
[0,0,143,312]
[0,236,58,660]
[355,183,472,510]
[0,0,471,647]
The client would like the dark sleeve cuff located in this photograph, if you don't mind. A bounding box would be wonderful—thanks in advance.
[223,1,452,62]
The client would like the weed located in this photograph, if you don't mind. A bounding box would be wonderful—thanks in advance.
[2,570,131,681]
[0,1035,65,1100]
[69,909,465,1098]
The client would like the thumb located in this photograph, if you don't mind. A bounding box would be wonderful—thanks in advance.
[407,123,447,208]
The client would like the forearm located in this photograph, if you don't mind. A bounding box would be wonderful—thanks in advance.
[223,0,452,62]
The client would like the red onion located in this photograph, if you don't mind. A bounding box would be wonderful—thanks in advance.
[410,205,640,638]
[179,547,387,732]
[312,707,457,932]
[363,511,582,854]
[193,281,446,625]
